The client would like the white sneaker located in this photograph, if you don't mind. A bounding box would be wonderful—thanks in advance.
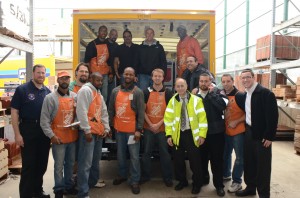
[228,182,242,193]
[223,176,231,181]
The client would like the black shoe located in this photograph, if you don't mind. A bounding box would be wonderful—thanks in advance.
[164,179,173,187]
[235,188,256,197]
[54,190,64,198]
[216,187,225,197]
[32,191,51,198]
[191,186,201,194]
[131,184,140,194]
[113,177,127,185]
[64,187,78,195]
[174,181,188,191]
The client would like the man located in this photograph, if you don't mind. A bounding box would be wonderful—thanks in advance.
[76,72,110,198]
[221,74,245,193]
[182,56,215,92]
[114,30,139,86]
[69,62,90,93]
[164,78,207,195]
[106,29,119,105]
[134,27,167,90]
[176,25,204,77]
[108,67,145,194]
[40,71,78,198]
[196,73,228,197]
[141,68,173,187]
[235,69,278,198]
[11,64,51,198]
[84,25,113,102]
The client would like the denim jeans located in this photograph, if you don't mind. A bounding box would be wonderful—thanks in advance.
[223,133,244,184]
[141,129,172,181]
[137,74,152,91]
[52,142,76,193]
[116,131,140,185]
[100,74,108,103]
[77,131,103,198]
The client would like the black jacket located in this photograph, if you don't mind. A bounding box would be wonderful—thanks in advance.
[134,40,167,75]
[182,64,215,91]
[197,89,227,135]
[243,84,278,141]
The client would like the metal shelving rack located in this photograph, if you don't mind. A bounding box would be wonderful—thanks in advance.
[269,0,300,87]
[215,0,300,89]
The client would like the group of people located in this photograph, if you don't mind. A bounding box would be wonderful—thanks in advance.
[10,24,278,198]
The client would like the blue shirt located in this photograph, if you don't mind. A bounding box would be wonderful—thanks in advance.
[11,80,51,120]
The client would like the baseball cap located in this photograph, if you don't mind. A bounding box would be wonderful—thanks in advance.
[177,25,187,31]
[57,70,71,78]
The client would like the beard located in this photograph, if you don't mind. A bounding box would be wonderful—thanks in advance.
[79,77,87,83]
[59,83,69,89]
[200,85,208,91]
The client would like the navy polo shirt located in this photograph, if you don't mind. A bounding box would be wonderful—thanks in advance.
[11,80,51,120]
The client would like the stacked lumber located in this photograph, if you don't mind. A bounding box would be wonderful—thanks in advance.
[294,115,300,154]
[272,85,296,99]
[0,139,9,179]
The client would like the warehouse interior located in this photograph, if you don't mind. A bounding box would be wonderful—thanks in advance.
[1,0,300,197]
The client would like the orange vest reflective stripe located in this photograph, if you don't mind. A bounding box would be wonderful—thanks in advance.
[114,88,136,133]
[225,94,246,136]
[88,90,105,135]
[89,42,110,75]
[72,85,81,93]
[51,96,78,143]
[144,91,166,132]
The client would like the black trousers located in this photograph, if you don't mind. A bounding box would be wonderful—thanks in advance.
[172,130,202,187]
[244,126,271,197]
[19,122,50,198]
[200,133,224,188]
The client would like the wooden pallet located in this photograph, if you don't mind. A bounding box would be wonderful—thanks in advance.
[0,173,8,183]
[8,154,22,174]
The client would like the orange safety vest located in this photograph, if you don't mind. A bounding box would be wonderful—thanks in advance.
[114,88,136,133]
[72,85,81,93]
[89,42,110,75]
[225,93,246,136]
[51,96,78,144]
[88,90,105,135]
[144,91,166,132]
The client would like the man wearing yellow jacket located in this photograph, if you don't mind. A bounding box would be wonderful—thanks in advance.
[164,78,207,195]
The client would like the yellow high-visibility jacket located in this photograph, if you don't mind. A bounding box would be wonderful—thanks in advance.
[164,92,208,147]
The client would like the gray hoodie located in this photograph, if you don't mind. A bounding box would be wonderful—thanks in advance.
[76,82,110,134]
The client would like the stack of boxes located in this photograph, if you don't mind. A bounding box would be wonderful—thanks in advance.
[272,85,296,100]
[4,141,21,166]
[0,139,9,179]
[295,115,300,154]
[256,35,300,61]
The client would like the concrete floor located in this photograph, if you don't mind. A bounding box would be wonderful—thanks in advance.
[0,140,300,198]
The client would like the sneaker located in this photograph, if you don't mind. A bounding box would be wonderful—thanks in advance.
[223,176,231,181]
[228,182,242,193]
[131,184,140,194]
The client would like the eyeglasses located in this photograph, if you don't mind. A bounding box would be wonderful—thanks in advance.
[241,76,252,80]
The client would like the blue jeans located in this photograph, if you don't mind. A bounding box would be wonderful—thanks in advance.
[116,131,140,185]
[77,131,103,198]
[223,133,244,184]
[52,142,76,193]
[100,74,108,103]
[137,74,152,91]
[141,130,172,181]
